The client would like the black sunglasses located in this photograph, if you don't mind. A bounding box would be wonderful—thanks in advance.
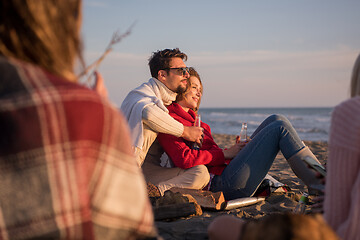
[163,67,190,76]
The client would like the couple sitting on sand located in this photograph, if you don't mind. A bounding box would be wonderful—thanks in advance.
[121,48,324,200]
[121,48,360,239]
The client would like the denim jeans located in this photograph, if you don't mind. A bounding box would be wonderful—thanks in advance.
[210,114,305,200]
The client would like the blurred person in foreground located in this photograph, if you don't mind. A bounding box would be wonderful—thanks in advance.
[0,0,155,239]
[208,54,360,240]
[121,48,209,196]
[323,53,360,240]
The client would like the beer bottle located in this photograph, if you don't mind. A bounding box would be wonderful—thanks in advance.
[293,192,309,214]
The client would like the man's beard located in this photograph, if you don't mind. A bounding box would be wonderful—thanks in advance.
[175,85,186,94]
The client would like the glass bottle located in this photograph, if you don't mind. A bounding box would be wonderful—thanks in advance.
[193,114,201,150]
[293,192,309,214]
[239,122,247,142]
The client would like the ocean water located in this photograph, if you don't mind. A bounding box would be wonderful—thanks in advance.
[198,108,333,142]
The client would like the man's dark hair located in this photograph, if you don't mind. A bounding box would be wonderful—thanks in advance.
[148,48,188,78]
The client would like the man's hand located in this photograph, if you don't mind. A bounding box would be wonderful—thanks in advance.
[182,126,203,145]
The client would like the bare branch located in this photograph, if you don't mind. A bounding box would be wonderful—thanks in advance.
[79,21,136,85]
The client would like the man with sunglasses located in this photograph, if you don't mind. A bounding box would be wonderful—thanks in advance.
[121,48,209,196]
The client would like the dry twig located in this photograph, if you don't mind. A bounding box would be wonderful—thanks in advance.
[79,22,136,85]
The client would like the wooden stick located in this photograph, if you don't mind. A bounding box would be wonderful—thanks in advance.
[78,22,136,85]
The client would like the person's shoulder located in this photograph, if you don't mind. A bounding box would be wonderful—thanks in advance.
[333,97,360,121]
[121,78,158,109]
[0,56,100,104]
[335,96,360,109]
[330,97,360,150]
[129,78,156,94]
[0,56,16,70]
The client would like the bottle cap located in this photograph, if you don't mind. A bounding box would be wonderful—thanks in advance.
[299,193,309,204]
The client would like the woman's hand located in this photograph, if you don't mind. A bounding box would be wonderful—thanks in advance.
[92,71,108,99]
[235,136,251,144]
[223,141,248,159]
[310,172,326,213]
[311,195,325,213]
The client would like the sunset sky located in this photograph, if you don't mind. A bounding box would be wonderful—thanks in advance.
[82,0,360,108]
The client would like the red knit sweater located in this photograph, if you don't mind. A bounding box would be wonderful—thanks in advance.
[157,103,229,175]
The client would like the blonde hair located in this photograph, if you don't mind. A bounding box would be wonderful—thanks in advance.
[0,0,83,82]
[350,54,360,97]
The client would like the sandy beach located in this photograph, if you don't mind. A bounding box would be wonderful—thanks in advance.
[156,134,328,240]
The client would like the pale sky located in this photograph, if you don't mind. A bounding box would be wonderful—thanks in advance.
[82,0,360,108]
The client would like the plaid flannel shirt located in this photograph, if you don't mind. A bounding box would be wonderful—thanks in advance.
[0,57,156,239]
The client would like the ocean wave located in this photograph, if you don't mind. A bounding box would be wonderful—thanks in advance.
[296,128,328,134]
[247,120,262,126]
[208,112,228,117]
[247,113,270,118]
[286,115,303,121]
[200,107,332,141]
[315,117,331,122]
[206,111,269,118]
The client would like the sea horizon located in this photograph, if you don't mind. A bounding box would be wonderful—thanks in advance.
[200,106,334,110]
[198,107,332,142]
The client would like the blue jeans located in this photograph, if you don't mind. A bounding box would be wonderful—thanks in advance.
[210,114,305,200]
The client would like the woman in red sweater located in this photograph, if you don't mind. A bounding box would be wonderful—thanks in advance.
[157,68,324,200]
